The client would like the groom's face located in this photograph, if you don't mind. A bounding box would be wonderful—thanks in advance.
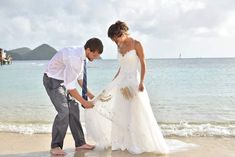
[87,50,100,62]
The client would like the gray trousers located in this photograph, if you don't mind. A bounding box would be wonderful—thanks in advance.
[43,74,86,149]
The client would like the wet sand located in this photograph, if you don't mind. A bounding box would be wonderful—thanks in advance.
[0,133,235,157]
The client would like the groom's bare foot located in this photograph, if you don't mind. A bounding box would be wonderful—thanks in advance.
[50,147,65,155]
[75,144,95,150]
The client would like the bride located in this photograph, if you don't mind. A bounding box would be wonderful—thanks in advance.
[85,21,169,154]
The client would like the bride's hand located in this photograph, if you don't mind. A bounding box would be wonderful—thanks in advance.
[138,82,144,91]
[87,92,95,100]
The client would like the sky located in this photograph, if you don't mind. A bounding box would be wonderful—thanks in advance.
[0,0,235,59]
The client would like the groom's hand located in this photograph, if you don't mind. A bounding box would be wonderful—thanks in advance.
[82,101,94,109]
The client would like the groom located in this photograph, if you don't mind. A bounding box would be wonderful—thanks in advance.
[43,38,103,155]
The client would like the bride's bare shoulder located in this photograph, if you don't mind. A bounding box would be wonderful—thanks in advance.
[133,39,143,50]
[131,38,141,47]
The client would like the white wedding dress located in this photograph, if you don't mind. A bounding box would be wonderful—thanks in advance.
[85,50,192,154]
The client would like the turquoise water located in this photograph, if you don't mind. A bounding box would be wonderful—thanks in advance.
[0,59,235,136]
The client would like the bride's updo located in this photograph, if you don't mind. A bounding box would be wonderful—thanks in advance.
[108,21,129,39]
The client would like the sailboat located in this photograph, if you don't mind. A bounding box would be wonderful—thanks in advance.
[179,53,182,59]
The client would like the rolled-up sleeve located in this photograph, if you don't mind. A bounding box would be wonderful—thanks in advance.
[77,71,83,80]
[77,58,84,80]
[64,64,78,90]
[63,55,80,90]
[61,47,84,90]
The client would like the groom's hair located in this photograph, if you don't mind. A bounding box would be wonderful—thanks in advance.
[84,38,103,54]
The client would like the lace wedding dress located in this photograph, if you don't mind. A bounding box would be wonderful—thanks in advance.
[85,50,174,154]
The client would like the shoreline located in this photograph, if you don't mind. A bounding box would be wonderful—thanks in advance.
[0,133,235,157]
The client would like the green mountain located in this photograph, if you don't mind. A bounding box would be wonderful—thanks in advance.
[6,44,57,60]
[24,44,57,60]
[6,47,32,60]
[5,44,103,60]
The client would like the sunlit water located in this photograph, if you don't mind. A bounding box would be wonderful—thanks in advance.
[0,58,235,136]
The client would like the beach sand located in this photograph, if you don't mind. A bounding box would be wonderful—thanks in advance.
[0,133,235,157]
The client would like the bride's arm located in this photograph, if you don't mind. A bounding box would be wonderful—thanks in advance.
[112,67,120,81]
[135,41,146,91]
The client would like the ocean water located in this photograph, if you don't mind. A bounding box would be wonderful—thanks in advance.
[0,58,235,137]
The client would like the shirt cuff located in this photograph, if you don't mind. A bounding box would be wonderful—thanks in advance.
[65,80,77,90]
[77,73,83,80]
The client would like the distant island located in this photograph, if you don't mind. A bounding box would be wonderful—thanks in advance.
[5,44,57,60]
[5,44,102,60]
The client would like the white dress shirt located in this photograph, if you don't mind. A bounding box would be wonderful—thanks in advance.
[45,46,86,90]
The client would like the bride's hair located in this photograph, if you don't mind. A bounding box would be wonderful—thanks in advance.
[108,20,129,39]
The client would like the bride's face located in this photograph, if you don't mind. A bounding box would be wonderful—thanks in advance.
[112,35,126,46]
[112,36,120,45]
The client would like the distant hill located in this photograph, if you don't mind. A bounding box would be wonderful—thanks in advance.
[6,44,57,60]
[6,47,32,60]
[5,44,103,60]
[7,47,31,54]
[24,44,57,60]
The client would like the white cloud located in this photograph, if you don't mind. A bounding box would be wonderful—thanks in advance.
[216,11,235,37]
[0,0,235,58]
[11,16,31,34]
